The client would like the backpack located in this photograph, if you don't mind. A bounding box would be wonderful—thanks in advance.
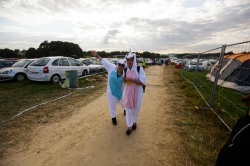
[124,66,146,92]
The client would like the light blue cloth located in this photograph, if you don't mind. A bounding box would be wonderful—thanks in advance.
[109,71,123,101]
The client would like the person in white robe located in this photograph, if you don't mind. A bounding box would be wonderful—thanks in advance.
[123,49,146,135]
[91,50,125,125]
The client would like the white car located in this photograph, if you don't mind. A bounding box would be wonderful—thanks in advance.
[0,59,35,82]
[184,60,203,71]
[27,56,89,83]
[202,59,217,71]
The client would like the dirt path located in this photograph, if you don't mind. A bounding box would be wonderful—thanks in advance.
[1,65,193,166]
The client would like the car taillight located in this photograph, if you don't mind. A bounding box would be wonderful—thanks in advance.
[43,66,49,73]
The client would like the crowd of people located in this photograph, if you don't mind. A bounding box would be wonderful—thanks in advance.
[91,49,146,136]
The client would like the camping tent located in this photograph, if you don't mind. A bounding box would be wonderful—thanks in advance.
[206,53,250,93]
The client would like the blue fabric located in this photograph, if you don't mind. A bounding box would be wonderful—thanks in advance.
[109,71,123,101]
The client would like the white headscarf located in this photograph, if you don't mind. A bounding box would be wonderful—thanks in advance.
[125,49,137,71]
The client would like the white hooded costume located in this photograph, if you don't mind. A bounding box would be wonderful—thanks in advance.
[123,49,146,127]
[101,58,125,118]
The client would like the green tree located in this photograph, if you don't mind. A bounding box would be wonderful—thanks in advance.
[26,48,38,58]
[0,48,16,58]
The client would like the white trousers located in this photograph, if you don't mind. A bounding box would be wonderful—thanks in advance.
[125,95,143,127]
[107,92,124,118]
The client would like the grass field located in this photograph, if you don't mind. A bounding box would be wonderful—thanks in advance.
[0,77,98,122]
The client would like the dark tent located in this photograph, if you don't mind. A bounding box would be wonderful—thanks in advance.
[207,53,250,93]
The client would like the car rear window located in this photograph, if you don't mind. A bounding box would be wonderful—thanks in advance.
[29,58,50,66]
[52,59,59,66]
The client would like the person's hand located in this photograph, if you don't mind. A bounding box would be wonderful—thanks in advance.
[124,78,132,82]
[91,50,97,57]
[123,77,126,82]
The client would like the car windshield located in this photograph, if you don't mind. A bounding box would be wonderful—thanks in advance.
[12,59,31,67]
[29,58,50,66]
[0,61,16,68]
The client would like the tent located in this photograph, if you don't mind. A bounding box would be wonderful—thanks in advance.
[206,53,250,93]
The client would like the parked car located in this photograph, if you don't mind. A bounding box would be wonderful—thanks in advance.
[145,59,153,65]
[78,58,105,74]
[202,59,217,71]
[0,59,35,82]
[0,60,18,69]
[27,56,89,84]
[81,58,94,65]
[184,60,203,71]
[110,59,118,65]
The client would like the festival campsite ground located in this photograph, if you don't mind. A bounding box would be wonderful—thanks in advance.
[0,65,228,166]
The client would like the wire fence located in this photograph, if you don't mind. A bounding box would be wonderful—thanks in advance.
[181,40,250,130]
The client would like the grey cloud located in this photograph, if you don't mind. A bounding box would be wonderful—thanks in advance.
[0,0,90,18]
[103,0,150,4]
[118,3,250,52]
[0,31,76,50]
[102,29,120,44]
[108,29,119,36]
[102,36,109,44]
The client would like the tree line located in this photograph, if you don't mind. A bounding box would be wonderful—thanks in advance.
[0,40,163,59]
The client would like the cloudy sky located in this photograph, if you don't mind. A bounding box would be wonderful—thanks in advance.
[0,0,249,54]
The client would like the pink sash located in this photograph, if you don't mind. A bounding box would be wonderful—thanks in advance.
[123,70,138,109]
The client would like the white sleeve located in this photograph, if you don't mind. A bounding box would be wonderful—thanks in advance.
[138,67,146,85]
[101,58,116,73]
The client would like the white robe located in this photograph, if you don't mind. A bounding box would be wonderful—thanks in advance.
[123,66,146,127]
[101,58,124,118]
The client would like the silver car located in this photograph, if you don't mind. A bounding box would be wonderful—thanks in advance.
[0,59,35,82]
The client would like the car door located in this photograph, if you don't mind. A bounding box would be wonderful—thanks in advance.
[68,58,83,76]
[58,58,70,79]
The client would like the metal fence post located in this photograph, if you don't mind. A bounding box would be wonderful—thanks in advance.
[193,53,201,86]
[209,45,226,108]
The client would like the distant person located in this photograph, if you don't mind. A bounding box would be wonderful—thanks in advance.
[91,50,126,125]
[165,59,169,66]
[142,59,146,69]
[123,49,146,135]
[215,94,250,166]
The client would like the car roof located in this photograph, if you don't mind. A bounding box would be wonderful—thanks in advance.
[38,56,72,59]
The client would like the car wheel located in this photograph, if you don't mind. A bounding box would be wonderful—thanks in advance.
[82,70,87,76]
[15,73,26,82]
[50,74,60,84]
